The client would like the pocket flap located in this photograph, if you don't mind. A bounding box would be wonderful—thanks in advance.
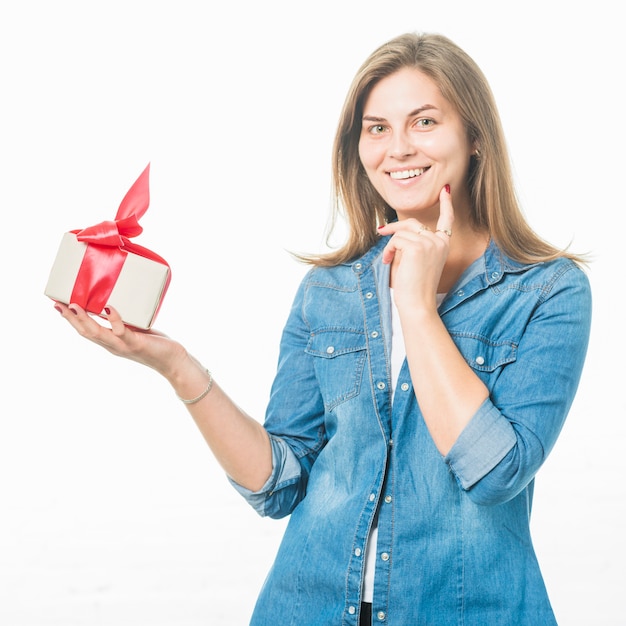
[306,329,367,359]
[451,333,518,372]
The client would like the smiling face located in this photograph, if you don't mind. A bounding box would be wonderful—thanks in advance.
[358,67,475,223]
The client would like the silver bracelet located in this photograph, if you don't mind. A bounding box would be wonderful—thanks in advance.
[177,369,213,404]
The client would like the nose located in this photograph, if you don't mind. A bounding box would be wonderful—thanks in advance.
[388,129,416,159]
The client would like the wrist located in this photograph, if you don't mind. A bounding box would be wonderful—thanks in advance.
[171,366,215,405]
[162,351,208,392]
[395,297,440,321]
[176,368,213,404]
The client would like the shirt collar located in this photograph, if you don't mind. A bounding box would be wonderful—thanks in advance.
[350,235,542,290]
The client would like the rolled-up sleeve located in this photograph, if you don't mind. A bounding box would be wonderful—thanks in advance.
[228,272,327,518]
[228,435,304,517]
[445,398,517,490]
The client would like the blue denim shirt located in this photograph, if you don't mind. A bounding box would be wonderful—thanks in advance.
[232,237,591,625]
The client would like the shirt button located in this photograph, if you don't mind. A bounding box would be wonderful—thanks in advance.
[348,605,356,615]
[355,548,362,557]
[371,331,379,338]
[475,356,485,365]
[354,263,362,271]
[369,493,376,502]
[384,495,392,504]
[326,346,335,354]
[400,382,409,391]
[491,271,500,280]
[365,291,374,299]
[456,289,465,297]
[377,610,386,621]
[381,552,390,561]
[377,381,386,390]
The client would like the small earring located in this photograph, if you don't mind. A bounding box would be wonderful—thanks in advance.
[473,148,481,158]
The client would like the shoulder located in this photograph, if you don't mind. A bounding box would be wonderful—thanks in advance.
[522,257,590,302]
[300,236,387,290]
[490,242,590,294]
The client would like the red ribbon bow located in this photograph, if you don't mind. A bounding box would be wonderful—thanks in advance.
[70,163,169,315]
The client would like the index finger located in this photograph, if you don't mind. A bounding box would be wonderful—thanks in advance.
[436,184,455,236]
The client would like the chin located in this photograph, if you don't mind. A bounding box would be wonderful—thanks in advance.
[394,203,439,217]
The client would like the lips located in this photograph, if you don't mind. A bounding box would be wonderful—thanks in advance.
[388,166,429,180]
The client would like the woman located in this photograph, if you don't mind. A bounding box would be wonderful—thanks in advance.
[55,33,591,625]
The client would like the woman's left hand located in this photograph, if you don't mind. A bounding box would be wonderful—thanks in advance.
[377,185,454,311]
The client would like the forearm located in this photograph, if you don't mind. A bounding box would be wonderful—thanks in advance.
[166,354,273,492]
[400,308,489,456]
[54,302,273,490]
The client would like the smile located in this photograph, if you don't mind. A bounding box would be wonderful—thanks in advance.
[388,167,429,180]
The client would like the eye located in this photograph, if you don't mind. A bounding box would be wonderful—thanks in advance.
[415,118,435,129]
[368,124,387,135]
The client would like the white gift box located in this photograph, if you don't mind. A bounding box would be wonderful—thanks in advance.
[45,232,170,329]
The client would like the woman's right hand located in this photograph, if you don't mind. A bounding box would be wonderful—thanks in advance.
[53,302,189,380]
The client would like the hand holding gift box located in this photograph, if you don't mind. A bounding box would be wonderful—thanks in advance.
[45,164,171,329]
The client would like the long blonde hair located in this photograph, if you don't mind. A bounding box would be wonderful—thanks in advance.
[302,32,585,267]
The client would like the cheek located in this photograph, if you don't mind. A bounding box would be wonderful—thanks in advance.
[432,136,472,172]
[358,139,382,172]
[421,134,459,159]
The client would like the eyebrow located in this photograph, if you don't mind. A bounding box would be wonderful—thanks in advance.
[362,104,438,123]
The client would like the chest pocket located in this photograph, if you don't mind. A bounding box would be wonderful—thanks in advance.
[305,329,367,411]
[451,333,518,384]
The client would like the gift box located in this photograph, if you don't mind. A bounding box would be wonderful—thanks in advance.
[44,164,171,329]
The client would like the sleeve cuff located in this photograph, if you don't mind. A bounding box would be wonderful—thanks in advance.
[228,435,302,516]
[444,398,517,490]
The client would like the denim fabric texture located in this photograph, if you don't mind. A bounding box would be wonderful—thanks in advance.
[231,236,592,626]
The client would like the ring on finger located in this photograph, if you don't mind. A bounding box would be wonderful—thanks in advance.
[418,224,431,233]
[436,228,452,237]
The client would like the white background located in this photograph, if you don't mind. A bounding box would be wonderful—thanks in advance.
[0,1,623,624]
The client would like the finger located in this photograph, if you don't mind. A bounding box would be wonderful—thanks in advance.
[381,238,399,264]
[377,222,397,236]
[381,228,426,264]
[378,218,430,235]
[436,184,454,237]
[54,302,109,348]
[64,303,106,338]
[55,301,88,326]
[103,304,128,337]
[54,301,84,325]
[379,222,406,264]
[65,302,88,321]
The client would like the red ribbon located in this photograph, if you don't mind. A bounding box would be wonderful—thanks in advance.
[69,163,170,315]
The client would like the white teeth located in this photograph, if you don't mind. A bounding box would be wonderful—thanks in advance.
[389,167,426,180]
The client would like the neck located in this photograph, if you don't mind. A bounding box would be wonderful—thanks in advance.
[439,226,490,293]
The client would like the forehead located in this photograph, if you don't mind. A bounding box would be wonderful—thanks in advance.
[363,67,447,112]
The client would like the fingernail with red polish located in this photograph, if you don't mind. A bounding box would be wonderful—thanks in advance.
[445,184,451,194]
[104,307,111,315]
[54,304,62,314]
